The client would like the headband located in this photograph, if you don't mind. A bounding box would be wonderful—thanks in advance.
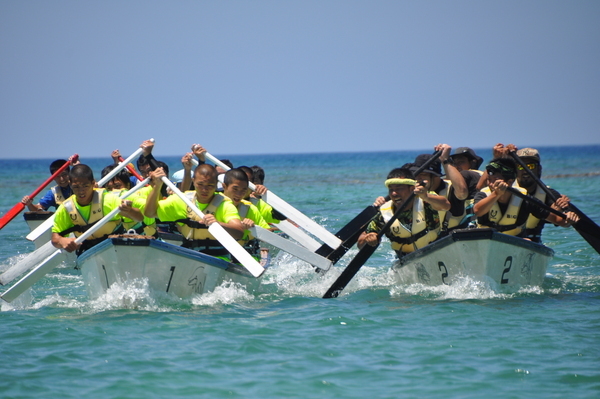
[385,178,416,188]
[486,161,516,180]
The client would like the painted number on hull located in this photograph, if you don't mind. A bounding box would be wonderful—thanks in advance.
[501,256,513,284]
[438,262,448,285]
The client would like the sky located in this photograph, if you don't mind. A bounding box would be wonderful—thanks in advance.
[1,1,599,160]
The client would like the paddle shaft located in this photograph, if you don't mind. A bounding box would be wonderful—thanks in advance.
[0,154,78,230]
[1,178,151,303]
[118,156,145,181]
[323,150,443,298]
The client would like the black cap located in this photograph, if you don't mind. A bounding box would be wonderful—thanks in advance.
[410,154,443,177]
[449,147,484,169]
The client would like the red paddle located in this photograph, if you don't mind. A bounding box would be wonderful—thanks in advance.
[0,154,79,230]
[118,156,144,181]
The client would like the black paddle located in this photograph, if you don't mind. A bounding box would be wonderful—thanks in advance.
[509,151,600,254]
[323,150,443,298]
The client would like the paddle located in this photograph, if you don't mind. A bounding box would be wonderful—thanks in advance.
[1,177,151,303]
[157,176,265,278]
[509,151,600,253]
[0,155,79,230]
[26,140,154,242]
[323,150,443,298]
[118,156,145,181]
[203,151,342,249]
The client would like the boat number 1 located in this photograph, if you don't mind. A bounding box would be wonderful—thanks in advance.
[501,256,512,284]
[438,262,448,285]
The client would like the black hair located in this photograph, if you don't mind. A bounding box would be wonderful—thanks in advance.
[251,165,265,185]
[387,166,414,180]
[49,159,69,174]
[70,164,94,182]
[237,165,253,181]
[193,164,218,183]
[220,159,233,169]
[224,168,249,186]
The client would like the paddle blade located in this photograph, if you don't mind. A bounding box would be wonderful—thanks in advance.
[1,249,67,303]
[0,203,26,230]
[0,241,57,286]
[322,243,379,298]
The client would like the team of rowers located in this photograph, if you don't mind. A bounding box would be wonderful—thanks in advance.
[21,140,579,263]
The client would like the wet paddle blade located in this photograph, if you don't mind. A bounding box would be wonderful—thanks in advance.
[0,241,57,286]
[322,243,378,298]
[1,250,67,303]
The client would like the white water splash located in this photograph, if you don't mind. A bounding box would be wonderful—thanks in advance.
[191,280,254,306]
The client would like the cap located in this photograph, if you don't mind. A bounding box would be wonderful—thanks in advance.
[449,147,484,169]
[171,169,191,184]
[411,154,443,177]
[516,148,541,163]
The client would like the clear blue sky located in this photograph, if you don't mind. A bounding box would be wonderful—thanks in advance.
[1,1,599,160]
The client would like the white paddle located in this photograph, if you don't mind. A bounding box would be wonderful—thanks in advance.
[1,177,151,303]
[204,151,342,249]
[248,226,331,271]
[26,139,154,242]
[159,177,265,278]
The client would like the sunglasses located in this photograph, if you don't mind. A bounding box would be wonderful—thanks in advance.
[517,163,538,171]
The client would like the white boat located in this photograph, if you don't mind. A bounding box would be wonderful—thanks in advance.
[78,235,265,300]
[392,228,554,288]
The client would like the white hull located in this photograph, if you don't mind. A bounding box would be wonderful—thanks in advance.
[392,229,554,288]
[78,236,264,300]
[24,212,54,249]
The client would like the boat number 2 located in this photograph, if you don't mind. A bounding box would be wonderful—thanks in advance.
[501,256,513,284]
[438,262,448,285]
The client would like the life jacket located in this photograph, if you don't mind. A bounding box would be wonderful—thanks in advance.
[233,199,262,256]
[60,189,122,241]
[436,181,469,231]
[380,198,439,255]
[477,186,527,236]
[113,189,157,237]
[176,192,227,255]
[523,185,548,242]
[51,186,69,206]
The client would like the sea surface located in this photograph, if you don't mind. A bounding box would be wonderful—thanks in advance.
[1,146,599,399]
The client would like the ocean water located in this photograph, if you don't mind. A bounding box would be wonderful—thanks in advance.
[0,146,599,398]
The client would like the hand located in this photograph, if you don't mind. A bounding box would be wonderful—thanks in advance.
[60,237,80,253]
[21,195,32,205]
[111,149,121,163]
[119,200,134,212]
[68,154,80,166]
[141,140,154,156]
[149,167,165,185]
[252,184,268,198]
[414,181,428,199]
[203,214,217,226]
[363,232,379,247]
[489,179,508,196]
[435,143,452,161]
[372,196,386,207]
[181,152,194,170]
[241,218,255,230]
[191,144,207,162]
[564,211,579,226]
[553,195,571,211]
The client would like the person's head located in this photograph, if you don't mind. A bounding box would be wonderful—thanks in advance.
[111,169,132,191]
[193,164,218,203]
[516,148,542,189]
[485,157,517,186]
[69,164,96,206]
[49,159,70,188]
[449,147,483,171]
[216,159,233,175]
[137,155,153,178]
[238,165,253,181]
[385,167,416,208]
[411,154,442,191]
[223,168,250,205]
[251,165,265,185]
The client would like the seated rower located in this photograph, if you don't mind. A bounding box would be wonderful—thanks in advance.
[144,164,244,260]
[21,157,78,212]
[473,158,575,237]
[221,168,271,263]
[51,164,144,255]
[515,148,579,242]
[358,167,450,258]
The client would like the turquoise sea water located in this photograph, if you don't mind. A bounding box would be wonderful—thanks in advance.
[1,146,599,398]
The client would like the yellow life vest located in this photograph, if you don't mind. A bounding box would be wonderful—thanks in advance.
[62,189,121,240]
[51,186,68,205]
[436,181,468,230]
[477,186,527,236]
[525,186,547,229]
[178,192,224,241]
[112,189,157,237]
[380,198,439,254]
